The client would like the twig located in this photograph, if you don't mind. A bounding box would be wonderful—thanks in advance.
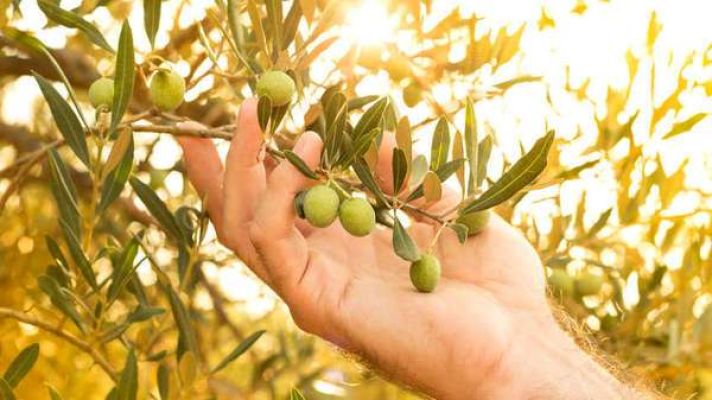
[0,307,119,381]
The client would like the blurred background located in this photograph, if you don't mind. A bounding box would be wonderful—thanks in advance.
[1,0,711,398]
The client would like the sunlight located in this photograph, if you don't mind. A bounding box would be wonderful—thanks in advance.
[342,0,397,46]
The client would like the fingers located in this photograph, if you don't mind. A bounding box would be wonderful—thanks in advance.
[177,123,225,232]
[250,132,323,292]
[222,99,267,253]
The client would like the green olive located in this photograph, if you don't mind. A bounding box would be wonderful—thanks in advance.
[256,70,296,107]
[575,272,603,296]
[338,198,375,237]
[302,185,340,228]
[88,77,114,109]
[149,68,185,111]
[410,254,441,293]
[456,210,491,236]
[548,269,574,297]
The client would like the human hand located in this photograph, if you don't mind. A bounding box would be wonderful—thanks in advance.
[179,99,646,399]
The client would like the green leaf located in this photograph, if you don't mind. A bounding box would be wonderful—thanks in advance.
[494,75,541,92]
[166,287,198,358]
[98,133,134,213]
[587,208,612,238]
[341,127,380,167]
[265,0,283,54]
[226,0,242,52]
[37,275,85,333]
[464,100,477,194]
[143,0,161,48]
[111,22,135,132]
[129,177,185,243]
[430,118,450,171]
[392,148,408,194]
[290,388,306,400]
[323,93,348,165]
[353,97,388,139]
[107,238,140,303]
[116,349,138,400]
[0,379,15,400]
[59,219,97,290]
[2,343,39,388]
[257,96,272,132]
[37,0,113,52]
[283,150,318,179]
[211,330,265,374]
[449,223,469,244]
[157,364,169,400]
[463,131,554,213]
[127,307,165,323]
[347,95,379,111]
[663,113,706,139]
[392,216,419,262]
[47,386,63,400]
[352,158,389,206]
[34,75,90,167]
[282,0,302,50]
[406,159,465,202]
[476,135,493,187]
[47,149,81,238]
[45,236,70,272]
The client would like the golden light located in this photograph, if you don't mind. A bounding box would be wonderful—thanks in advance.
[342,0,398,46]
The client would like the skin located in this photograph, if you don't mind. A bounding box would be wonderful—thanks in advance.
[178,99,653,399]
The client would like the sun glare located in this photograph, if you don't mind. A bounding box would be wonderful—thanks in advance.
[343,0,397,46]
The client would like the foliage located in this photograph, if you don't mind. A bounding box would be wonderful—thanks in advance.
[0,0,710,399]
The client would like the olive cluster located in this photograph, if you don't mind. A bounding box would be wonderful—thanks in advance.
[299,184,376,237]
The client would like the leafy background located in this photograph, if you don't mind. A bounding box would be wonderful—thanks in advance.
[0,0,711,398]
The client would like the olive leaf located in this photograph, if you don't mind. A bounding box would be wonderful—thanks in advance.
[111,22,135,132]
[430,117,450,171]
[45,236,70,272]
[98,133,134,213]
[116,349,138,400]
[34,75,90,167]
[587,208,612,238]
[494,75,541,92]
[37,274,85,333]
[392,147,408,195]
[556,158,598,181]
[257,96,272,132]
[247,0,269,57]
[37,0,113,52]
[143,0,161,48]
[476,135,493,187]
[462,131,554,213]
[323,92,348,166]
[396,117,413,163]
[127,306,165,323]
[59,219,97,290]
[282,0,302,50]
[341,127,380,167]
[663,113,706,139]
[422,171,442,203]
[290,388,306,400]
[265,0,283,55]
[406,158,465,202]
[47,149,81,238]
[353,97,388,139]
[352,158,389,206]
[452,130,465,190]
[2,343,39,388]
[47,386,63,400]
[347,95,378,111]
[157,364,170,400]
[107,238,140,304]
[211,330,266,374]
[129,177,186,244]
[283,150,318,179]
[165,286,199,359]
[392,216,419,262]
[0,379,14,400]
[103,128,133,179]
[464,100,477,194]
[226,0,242,51]
[449,223,469,244]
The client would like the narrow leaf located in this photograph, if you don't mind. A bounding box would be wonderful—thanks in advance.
[34,74,90,167]
[663,113,706,139]
[143,0,161,48]
[59,219,97,290]
[391,148,408,195]
[392,216,419,262]
[449,223,469,244]
[157,364,169,400]
[99,134,134,213]
[116,349,137,400]
[38,0,113,52]
[430,118,450,171]
[347,95,378,110]
[47,386,63,400]
[353,97,388,139]
[476,135,492,187]
[464,100,477,194]
[463,131,554,213]
[0,379,14,400]
[3,343,39,388]
[257,96,272,132]
[111,22,135,131]
[352,158,389,206]
[129,177,185,243]
[406,159,465,202]
[103,128,132,178]
[37,275,85,333]
[211,330,265,374]
[290,388,306,400]
[166,287,198,358]
[422,171,442,203]
[47,149,81,238]
[283,150,318,179]
[107,238,140,303]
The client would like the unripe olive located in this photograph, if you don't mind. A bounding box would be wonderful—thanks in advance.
[149,68,185,111]
[256,70,296,107]
[88,77,114,109]
[456,210,491,236]
[575,272,603,296]
[548,269,574,296]
[338,198,375,237]
[402,82,422,108]
[302,185,340,228]
[410,254,441,293]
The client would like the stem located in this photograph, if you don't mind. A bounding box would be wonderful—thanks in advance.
[0,307,118,381]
